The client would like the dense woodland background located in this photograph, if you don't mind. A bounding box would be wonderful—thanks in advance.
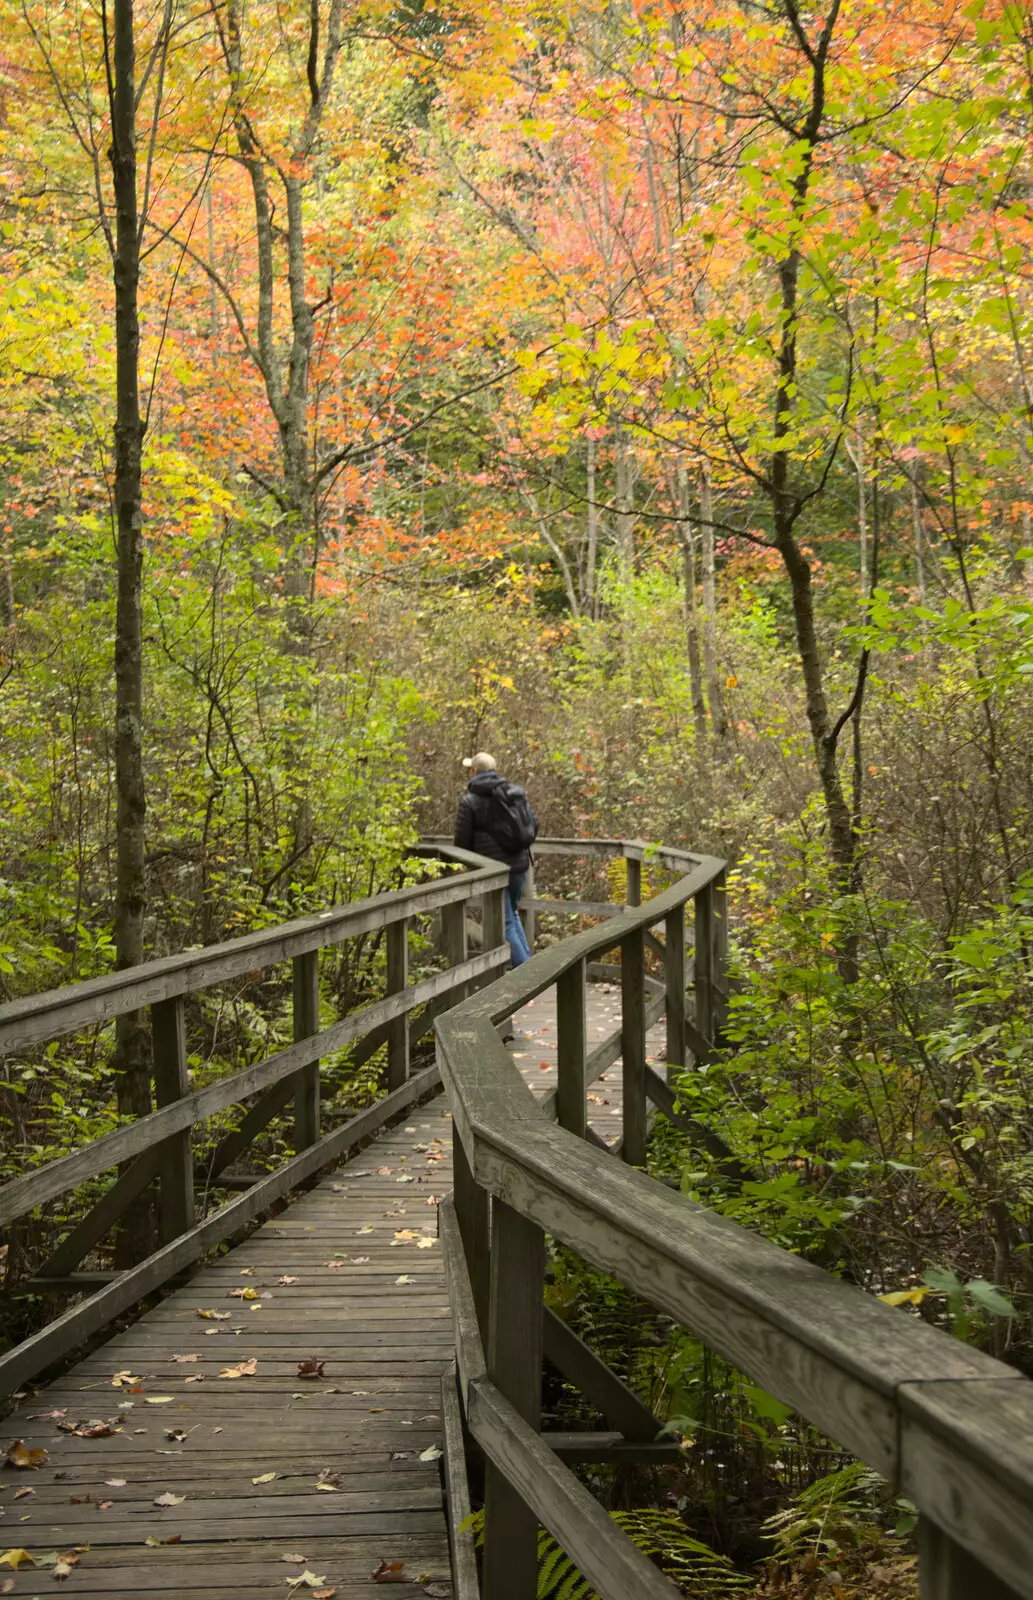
[3,0,1033,1591]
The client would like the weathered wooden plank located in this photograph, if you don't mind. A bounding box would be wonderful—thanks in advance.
[917,1518,1024,1600]
[292,949,322,1149]
[900,1379,1033,1600]
[439,1194,487,1408]
[468,1377,681,1600]
[386,917,410,1092]
[584,991,665,1089]
[663,908,686,1084]
[531,898,622,918]
[547,1433,681,1464]
[152,995,194,1245]
[483,1198,545,1600]
[0,858,510,1054]
[0,1065,444,1393]
[542,1307,659,1441]
[625,855,642,909]
[556,958,587,1139]
[1,946,505,1226]
[441,1363,480,1600]
[621,928,647,1167]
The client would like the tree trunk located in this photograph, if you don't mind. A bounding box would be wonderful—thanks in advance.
[698,463,727,739]
[109,0,152,1253]
[675,466,707,751]
[585,436,599,616]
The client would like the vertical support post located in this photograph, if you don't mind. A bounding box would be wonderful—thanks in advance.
[625,853,642,908]
[664,905,687,1088]
[442,900,469,1005]
[918,1517,1022,1599]
[152,995,193,1245]
[713,866,729,1040]
[483,1198,545,1600]
[292,949,320,1150]
[520,860,536,951]
[483,883,506,954]
[621,925,647,1166]
[695,881,715,1047]
[386,916,409,1092]
[452,1125,490,1338]
[556,958,587,1139]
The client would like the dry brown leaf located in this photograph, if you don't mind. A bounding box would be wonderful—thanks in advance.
[355,1225,374,1235]
[111,1370,143,1388]
[252,1472,277,1485]
[297,1357,325,1380]
[325,1261,348,1269]
[184,1374,205,1384]
[313,1590,337,1598]
[104,1479,127,1487]
[196,1308,230,1320]
[14,1487,35,1500]
[144,1397,174,1405]
[58,1419,114,1438]
[286,1572,329,1590]
[282,1552,307,1562]
[154,1491,186,1507]
[278,1276,299,1286]
[5,1440,49,1469]
[416,1237,437,1249]
[1,1578,15,1593]
[170,1354,198,1364]
[164,1428,189,1443]
[219,1358,257,1379]
[395,1275,415,1285]
[98,1500,114,1511]
[372,1559,409,1583]
[229,1287,260,1300]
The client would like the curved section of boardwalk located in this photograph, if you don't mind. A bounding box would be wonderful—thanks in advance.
[1,989,643,1598]
[2,1108,456,1598]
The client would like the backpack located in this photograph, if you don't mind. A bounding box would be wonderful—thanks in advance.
[486,781,539,855]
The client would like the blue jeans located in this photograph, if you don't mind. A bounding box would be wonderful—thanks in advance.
[506,869,533,967]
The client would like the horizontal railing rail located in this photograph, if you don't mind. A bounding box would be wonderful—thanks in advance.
[0,844,510,1394]
[435,840,1032,1600]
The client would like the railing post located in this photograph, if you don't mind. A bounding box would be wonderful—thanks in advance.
[292,950,320,1150]
[713,866,728,1038]
[556,957,587,1139]
[442,899,468,1004]
[151,995,193,1245]
[625,853,642,908]
[520,860,536,951]
[452,1128,490,1337]
[386,916,409,1092]
[918,1517,1022,1599]
[664,906,687,1088]
[483,1197,545,1600]
[694,881,716,1046]
[621,926,647,1166]
[482,883,506,954]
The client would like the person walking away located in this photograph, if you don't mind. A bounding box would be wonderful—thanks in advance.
[454,752,538,966]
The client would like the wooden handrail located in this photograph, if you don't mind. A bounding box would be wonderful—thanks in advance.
[435,844,1032,1600]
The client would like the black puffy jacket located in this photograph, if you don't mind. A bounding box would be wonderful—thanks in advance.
[453,772,532,872]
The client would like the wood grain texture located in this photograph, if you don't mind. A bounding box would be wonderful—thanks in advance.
[440,1363,480,1600]
[152,995,194,1245]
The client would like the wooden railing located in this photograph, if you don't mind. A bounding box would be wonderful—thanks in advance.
[435,839,1033,1600]
[0,843,510,1395]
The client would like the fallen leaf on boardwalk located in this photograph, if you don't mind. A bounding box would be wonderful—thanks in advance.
[239,1266,254,1275]
[395,1275,415,1285]
[111,1370,143,1388]
[278,1276,299,1285]
[0,1551,35,1570]
[312,1590,337,1598]
[282,1552,307,1563]
[184,1374,205,1384]
[418,1446,442,1462]
[297,1357,325,1380]
[145,1534,182,1546]
[286,1573,328,1591]
[372,1560,409,1582]
[144,1397,174,1405]
[98,1500,114,1511]
[1,1578,14,1593]
[376,1166,393,1175]
[104,1479,126,1487]
[196,1308,230,1320]
[382,1209,406,1219]
[28,1410,65,1421]
[252,1472,277,1484]
[396,1175,416,1183]
[315,1482,337,1493]
[389,1451,410,1461]
[355,1226,374,1236]
[424,1195,442,1206]
[315,1469,340,1490]
[14,1487,35,1500]
[153,1491,186,1507]
[416,1238,437,1249]
[538,1061,551,1071]
[219,1358,257,1379]
[170,1354,198,1364]
[325,1261,348,1269]
[229,1287,260,1300]
[5,1441,49,1468]
[393,1229,419,1242]
[351,1256,370,1264]
[164,1428,189,1443]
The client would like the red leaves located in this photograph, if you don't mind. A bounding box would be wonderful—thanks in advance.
[297,1356,326,1380]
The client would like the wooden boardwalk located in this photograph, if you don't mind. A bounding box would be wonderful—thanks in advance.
[1,986,653,1598]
